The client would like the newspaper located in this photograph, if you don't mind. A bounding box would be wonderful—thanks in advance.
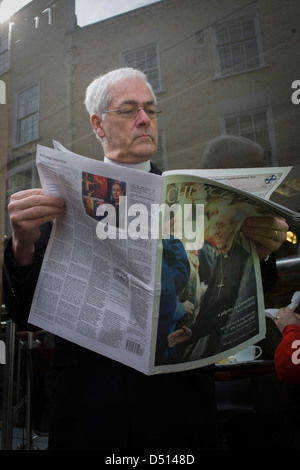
[28,144,299,375]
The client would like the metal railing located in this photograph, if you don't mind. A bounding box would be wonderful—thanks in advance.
[1,306,33,450]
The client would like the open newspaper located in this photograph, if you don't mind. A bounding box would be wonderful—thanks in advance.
[28,144,299,375]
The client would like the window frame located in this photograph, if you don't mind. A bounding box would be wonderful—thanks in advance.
[219,106,277,166]
[120,42,162,92]
[0,35,10,75]
[13,82,40,147]
[211,14,265,78]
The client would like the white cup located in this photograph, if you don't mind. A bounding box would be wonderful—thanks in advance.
[234,345,262,362]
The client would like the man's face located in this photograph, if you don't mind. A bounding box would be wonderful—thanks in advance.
[112,183,123,202]
[94,78,158,164]
[214,214,235,253]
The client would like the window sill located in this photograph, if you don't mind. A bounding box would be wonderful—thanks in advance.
[11,137,39,150]
[212,64,269,81]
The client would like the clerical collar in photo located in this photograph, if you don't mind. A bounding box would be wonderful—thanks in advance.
[221,240,236,258]
[104,156,151,172]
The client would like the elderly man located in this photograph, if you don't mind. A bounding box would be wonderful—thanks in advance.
[2,67,288,450]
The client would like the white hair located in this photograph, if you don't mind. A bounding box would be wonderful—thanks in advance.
[84,67,157,117]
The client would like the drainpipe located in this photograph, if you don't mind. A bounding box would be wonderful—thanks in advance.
[64,45,77,150]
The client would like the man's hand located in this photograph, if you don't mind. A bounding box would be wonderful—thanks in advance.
[8,188,65,266]
[241,216,288,261]
[168,326,192,348]
[183,301,194,317]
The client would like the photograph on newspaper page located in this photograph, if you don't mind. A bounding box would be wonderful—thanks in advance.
[151,175,266,374]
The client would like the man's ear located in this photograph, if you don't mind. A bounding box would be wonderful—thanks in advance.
[90,113,105,138]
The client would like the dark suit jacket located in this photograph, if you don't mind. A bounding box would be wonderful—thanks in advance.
[2,162,218,450]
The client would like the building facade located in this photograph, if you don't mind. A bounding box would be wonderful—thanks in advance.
[1,0,299,242]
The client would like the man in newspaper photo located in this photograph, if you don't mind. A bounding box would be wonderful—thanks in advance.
[2,67,288,451]
[168,205,257,361]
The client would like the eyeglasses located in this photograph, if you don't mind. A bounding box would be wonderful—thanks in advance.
[103,104,162,120]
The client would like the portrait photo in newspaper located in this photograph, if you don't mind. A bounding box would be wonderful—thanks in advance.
[155,179,262,369]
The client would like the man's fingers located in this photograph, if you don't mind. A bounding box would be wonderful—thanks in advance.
[9,192,65,210]
[8,191,65,221]
[241,215,288,258]
[242,226,287,244]
[9,200,65,220]
[8,189,65,239]
[9,188,45,200]
[243,216,289,234]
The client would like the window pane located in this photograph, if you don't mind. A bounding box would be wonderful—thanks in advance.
[16,85,39,144]
[242,20,255,38]
[19,114,38,144]
[123,53,134,68]
[225,111,271,157]
[240,115,253,135]
[253,111,267,130]
[219,46,232,74]
[216,17,260,75]
[232,44,246,72]
[0,35,9,74]
[216,26,228,45]
[245,40,259,69]
[225,117,239,135]
[0,50,9,74]
[123,44,160,90]
[146,69,159,90]
[253,112,270,147]
[135,50,146,69]
[229,23,242,42]
[18,86,38,119]
[23,168,33,190]
[146,45,157,68]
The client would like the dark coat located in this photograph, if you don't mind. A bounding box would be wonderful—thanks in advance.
[2,162,218,450]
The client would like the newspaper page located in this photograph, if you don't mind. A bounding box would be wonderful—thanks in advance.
[163,167,292,199]
[164,167,299,232]
[28,145,299,375]
[28,145,163,375]
[149,174,266,374]
[149,171,299,374]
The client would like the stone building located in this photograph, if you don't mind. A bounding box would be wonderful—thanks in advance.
[1,0,299,241]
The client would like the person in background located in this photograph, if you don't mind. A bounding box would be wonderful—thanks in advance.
[200,134,265,169]
[2,68,288,450]
[273,303,300,450]
[274,305,300,383]
[225,303,300,450]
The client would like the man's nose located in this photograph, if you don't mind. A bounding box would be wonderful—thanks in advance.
[136,108,151,125]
